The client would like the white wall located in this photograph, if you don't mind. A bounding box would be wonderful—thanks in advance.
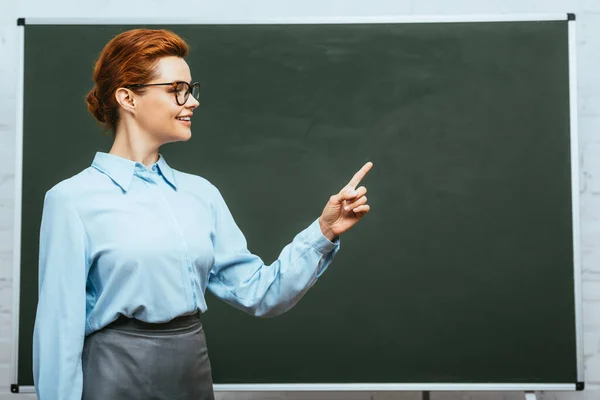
[1,0,599,399]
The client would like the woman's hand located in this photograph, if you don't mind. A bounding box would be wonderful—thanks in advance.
[318,162,373,241]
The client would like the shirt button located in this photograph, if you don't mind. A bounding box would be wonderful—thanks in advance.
[151,165,157,172]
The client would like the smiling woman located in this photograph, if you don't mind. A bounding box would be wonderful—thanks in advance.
[31,28,371,400]
[85,29,200,151]
[85,30,193,130]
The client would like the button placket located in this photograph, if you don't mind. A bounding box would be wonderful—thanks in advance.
[151,179,198,309]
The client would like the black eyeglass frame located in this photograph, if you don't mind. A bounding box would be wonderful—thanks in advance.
[124,81,200,106]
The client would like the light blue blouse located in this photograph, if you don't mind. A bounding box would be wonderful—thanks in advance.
[33,151,340,400]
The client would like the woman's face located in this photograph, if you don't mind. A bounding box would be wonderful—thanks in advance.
[133,56,200,144]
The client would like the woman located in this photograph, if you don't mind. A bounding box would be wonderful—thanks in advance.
[32,28,372,400]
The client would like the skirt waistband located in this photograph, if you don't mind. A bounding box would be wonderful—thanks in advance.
[108,311,202,333]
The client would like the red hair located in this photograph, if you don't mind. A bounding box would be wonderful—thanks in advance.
[85,29,189,134]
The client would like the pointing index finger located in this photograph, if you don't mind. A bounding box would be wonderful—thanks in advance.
[347,162,373,189]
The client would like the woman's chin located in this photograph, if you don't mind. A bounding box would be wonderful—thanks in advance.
[159,130,192,145]
[179,129,192,141]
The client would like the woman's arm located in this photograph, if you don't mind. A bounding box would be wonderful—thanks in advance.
[206,162,372,318]
[33,188,89,400]
[206,185,339,318]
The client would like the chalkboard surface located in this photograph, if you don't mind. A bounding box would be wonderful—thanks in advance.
[16,19,579,388]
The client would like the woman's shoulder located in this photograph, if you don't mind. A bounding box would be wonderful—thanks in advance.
[45,166,100,201]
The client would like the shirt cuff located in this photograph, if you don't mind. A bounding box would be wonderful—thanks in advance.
[305,218,339,255]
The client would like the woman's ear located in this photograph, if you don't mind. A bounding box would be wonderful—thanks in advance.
[115,88,136,113]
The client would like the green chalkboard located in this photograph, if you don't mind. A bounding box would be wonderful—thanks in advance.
[15,18,580,390]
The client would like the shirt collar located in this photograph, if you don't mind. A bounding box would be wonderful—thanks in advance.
[91,152,177,192]
[155,154,177,190]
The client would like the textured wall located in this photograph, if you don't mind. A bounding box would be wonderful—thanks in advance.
[0,1,599,399]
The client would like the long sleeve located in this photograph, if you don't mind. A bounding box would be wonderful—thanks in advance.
[33,188,89,400]
[207,187,340,318]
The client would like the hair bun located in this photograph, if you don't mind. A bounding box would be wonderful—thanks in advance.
[85,87,106,124]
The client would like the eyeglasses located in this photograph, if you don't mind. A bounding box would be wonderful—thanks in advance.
[125,81,200,106]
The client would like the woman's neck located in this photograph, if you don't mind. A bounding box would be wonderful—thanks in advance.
[111,125,160,168]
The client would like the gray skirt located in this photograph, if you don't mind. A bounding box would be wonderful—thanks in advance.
[82,311,215,400]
